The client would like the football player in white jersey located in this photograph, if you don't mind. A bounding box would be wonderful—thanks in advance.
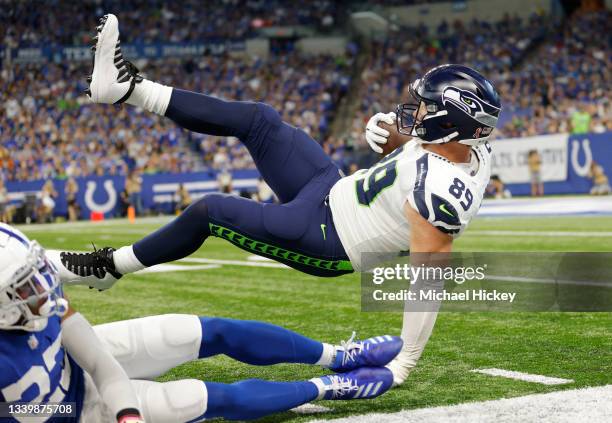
[58,14,501,388]
[1,223,404,422]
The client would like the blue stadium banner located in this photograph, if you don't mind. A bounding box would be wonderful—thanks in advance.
[9,41,246,63]
[495,131,611,196]
[5,132,612,219]
[565,132,611,194]
[6,170,260,220]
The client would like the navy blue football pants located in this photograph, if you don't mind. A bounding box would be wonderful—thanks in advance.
[133,89,353,277]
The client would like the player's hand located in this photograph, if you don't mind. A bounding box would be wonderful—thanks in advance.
[365,112,396,154]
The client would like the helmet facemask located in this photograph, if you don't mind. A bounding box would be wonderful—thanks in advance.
[0,241,67,332]
[396,87,421,136]
[396,80,458,144]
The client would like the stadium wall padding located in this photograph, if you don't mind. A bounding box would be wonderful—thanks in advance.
[5,41,247,64]
[6,170,260,219]
[501,132,611,196]
[5,132,611,219]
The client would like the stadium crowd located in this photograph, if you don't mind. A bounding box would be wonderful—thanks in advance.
[0,51,352,182]
[1,2,610,195]
[349,10,610,147]
[1,0,339,47]
[497,11,610,138]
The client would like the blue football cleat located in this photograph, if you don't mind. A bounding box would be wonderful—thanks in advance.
[330,332,403,372]
[315,367,394,400]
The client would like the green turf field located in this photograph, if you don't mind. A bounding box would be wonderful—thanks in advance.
[20,216,612,422]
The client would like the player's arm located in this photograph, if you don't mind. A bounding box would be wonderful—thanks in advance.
[60,299,145,423]
[386,204,452,386]
[404,203,452,253]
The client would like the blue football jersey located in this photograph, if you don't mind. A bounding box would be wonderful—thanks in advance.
[0,315,85,422]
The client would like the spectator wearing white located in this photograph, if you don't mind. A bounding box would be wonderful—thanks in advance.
[217,168,233,194]
[256,178,274,203]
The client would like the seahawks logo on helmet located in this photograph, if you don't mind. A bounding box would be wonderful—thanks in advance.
[442,86,500,128]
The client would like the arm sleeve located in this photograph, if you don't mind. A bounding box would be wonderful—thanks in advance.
[387,261,443,386]
[61,313,141,420]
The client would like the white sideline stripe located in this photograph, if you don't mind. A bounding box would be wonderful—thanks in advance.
[309,385,612,423]
[471,368,574,385]
[135,264,220,274]
[16,216,172,231]
[45,248,611,288]
[466,230,612,237]
[179,257,289,269]
[152,178,259,193]
[291,403,331,414]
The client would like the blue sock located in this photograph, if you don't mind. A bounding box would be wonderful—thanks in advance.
[199,317,323,365]
[203,379,318,421]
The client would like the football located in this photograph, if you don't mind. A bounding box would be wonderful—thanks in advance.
[377,120,412,156]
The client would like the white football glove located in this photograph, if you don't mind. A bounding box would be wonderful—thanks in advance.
[365,112,396,154]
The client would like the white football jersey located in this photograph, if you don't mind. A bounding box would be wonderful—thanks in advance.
[329,140,492,270]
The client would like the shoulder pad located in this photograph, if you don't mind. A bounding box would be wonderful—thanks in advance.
[407,154,475,235]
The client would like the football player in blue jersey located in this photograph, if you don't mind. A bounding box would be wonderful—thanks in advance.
[0,223,400,422]
[57,13,502,389]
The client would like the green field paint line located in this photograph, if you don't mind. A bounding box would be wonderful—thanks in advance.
[209,222,353,272]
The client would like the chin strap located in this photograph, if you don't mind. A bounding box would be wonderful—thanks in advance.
[457,135,491,146]
[414,131,460,145]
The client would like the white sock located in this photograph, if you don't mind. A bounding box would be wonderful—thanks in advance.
[315,343,335,367]
[308,378,327,400]
[113,246,146,274]
[126,79,173,115]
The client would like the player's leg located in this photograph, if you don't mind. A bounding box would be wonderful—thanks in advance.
[55,186,352,282]
[89,13,334,204]
[93,314,325,380]
[129,378,317,422]
[92,314,401,380]
[127,190,350,276]
[131,364,394,422]
[162,90,337,203]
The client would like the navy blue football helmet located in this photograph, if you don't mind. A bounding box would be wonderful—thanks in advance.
[396,64,501,146]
